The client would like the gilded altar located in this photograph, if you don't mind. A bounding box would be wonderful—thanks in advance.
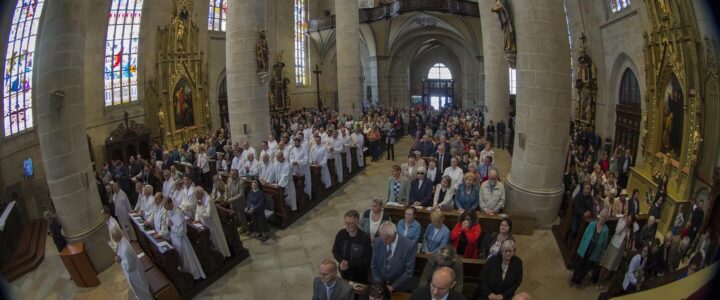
[148,0,210,149]
[627,0,719,234]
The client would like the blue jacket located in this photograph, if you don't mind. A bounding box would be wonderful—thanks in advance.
[576,220,609,262]
[423,224,450,253]
[455,183,479,211]
[371,235,417,291]
[397,219,422,244]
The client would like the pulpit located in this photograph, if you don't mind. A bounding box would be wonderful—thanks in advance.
[59,242,100,288]
[104,117,151,161]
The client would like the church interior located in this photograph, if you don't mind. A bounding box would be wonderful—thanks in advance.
[1,0,720,299]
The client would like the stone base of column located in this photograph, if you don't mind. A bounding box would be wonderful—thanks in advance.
[64,219,114,272]
[504,174,564,228]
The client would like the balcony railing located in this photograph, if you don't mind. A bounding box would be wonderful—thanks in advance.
[307,0,479,32]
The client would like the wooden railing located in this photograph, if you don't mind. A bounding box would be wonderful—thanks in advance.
[307,0,479,32]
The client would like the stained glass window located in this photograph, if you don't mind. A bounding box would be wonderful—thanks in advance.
[609,0,631,13]
[428,63,452,80]
[509,67,517,95]
[2,0,45,136]
[208,0,227,31]
[104,0,143,106]
[294,0,307,86]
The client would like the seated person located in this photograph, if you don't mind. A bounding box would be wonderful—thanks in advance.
[409,166,433,206]
[312,259,354,300]
[455,173,480,212]
[397,206,422,245]
[371,222,417,293]
[423,210,450,254]
[360,197,391,241]
[450,211,482,259]
[485,218,515,259]
[433,176,456,210]
[479,170,505,215]
[410,267,465,300]
[477,240,523,300]
[417,246,464,294]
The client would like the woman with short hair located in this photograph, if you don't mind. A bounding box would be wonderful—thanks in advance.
[359,197,390,241]
[477,239,523,300]
[450,210,481,258]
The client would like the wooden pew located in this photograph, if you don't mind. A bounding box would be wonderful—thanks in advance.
[350,147,360,172]
[383,205,503,234]
[328,158,339,186]
[215,204,249,258]
[130,242,182,300]
[294,174,308,210]
[185,219,224,275]
[310,165,324,199]
[414,253,486,283]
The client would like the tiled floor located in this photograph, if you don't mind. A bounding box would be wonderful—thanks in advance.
[9,138,602,300]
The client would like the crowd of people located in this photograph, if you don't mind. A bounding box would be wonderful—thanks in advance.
[562,126,716,296]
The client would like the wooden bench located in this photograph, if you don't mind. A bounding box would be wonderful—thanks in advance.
[384,205,503,234]
[130,241,182,300]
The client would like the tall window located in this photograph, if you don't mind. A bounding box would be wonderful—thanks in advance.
[615,68,641,163]
[294,0,307,86]
[619,68,640,104]
[609,0,631,13]
[428,63,452,80]
[2,0,45,136]
[104,0,143,106]
[208,0,227,31]
[508,67,517,95]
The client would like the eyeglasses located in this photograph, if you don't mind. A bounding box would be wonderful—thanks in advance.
[417,172,425,175]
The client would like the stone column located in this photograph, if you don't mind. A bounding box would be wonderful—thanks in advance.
[226,0,271,146]
[479,0,509,123]
[335,0,362,117]
[36,0,112,270]
[505,0,572,227]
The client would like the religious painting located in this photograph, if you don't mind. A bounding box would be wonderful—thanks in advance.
[173,78,195,130]
[661,74,684,158]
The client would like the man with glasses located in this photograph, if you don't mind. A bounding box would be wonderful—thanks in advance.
[312,259,354,300]
[409,267,465,300]
[409,166,433,207]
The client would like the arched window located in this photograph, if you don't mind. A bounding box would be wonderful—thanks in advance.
[208,0,227,31]
[619,68,640,104]
[615,68,641,162]
[3,0,46,136]
[427,63,452,80]
[104,0,143,106]
[609,0,631,13]
[508,67,517,95]
[294,0,307,86]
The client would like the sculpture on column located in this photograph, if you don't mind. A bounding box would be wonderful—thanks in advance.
[256,29,270,83]
[269,51,290,116]
[491,0,516,67]
[572,33,597,135]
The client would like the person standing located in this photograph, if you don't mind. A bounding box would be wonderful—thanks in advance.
[386,126,396,161]
[111,182,135,241]
[371,222,417,293]
[571,209,610,286]
[410,267,465,300]
[497,119,506,150]
[622,244,649,294]
[44,211,66,252]
[486,121,496,146]
[111,228,153,300]
[312,259,355,300]
[387,165,409,204]
[332,210,372,284]
[194,187,231,257]
[246,180,270,241]
[156,198,206,280]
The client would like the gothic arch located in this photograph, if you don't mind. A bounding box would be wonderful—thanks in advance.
[608,52,645,163]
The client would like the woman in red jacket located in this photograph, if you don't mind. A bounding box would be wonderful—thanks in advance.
[450,210,482,258]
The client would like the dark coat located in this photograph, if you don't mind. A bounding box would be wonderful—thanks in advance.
[409,178,434,206]
[477,255,523,300]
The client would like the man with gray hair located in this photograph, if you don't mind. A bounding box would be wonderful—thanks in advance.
[479,169,505,215]
[371,222,417,292]
[312,259,354,300]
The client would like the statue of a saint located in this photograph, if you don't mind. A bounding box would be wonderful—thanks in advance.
[662,110,673,153]
[256,30,269,73]
[176,20,185,50]
[491,0,516,53]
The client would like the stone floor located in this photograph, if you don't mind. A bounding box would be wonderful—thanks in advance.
[9,138,603,300]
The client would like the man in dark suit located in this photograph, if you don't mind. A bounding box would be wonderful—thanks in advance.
[569,182,593,243]
[434,135,451,154]
[628,189,641,216]
[312,259,354,300]
[486,121,496,147]
[433,144,452,174]
[371,222,417,293]
[496,120,506,149]
[409,166,433,207]
[426,160,442,186]
[410,267,465,300]
[689,199,705,242]
[418,135,435,157]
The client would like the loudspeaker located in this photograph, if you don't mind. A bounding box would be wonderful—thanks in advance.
[51,90,65,111]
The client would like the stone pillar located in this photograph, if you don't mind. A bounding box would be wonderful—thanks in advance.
[505,0,572,227]
[479,0,509,123]
[36,0,112,270]
[226,0,271,146]
[335,0,362,117]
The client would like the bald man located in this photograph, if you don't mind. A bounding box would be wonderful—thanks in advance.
[409,267,465,300]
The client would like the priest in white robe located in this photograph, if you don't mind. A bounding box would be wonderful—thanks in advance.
[289,137,312,199]
[259,153,274,183]
[162,170,176,198]
[267,134,278,155]
[341,128,353,173]
[111,228,153,300]
[193,187,232,257]
[269,151,297,211]
[351,127,365,167]
[158,197,206,280]
[102,206,122,253]
[332,131,344,183]
[132,185,155,220]
[145,193,165,233]
[311,135,332,188]
[179,175,197,218]
[111,182,136,240]
[239,152,261,179]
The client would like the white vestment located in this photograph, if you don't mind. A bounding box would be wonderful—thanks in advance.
[351,133,365,167]
[240,159,261,178]
[153,206,170,240]
[269,160,297,211]
[162,178,176,198]
[311,144,332,188]
[134,194,155,219]
[162,207,205,280]
[179,185,196,218]
[194,194,231,257]
[112,190,136,240]
[107,217,121,253]
[290,145,312,199]
[342,133,352,172]
[118,237,153,300]
[333,138,344,183]
[260,161,274,182]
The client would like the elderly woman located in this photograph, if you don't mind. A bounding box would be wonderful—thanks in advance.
[455,173,479,212]
[245,179,269,241]
[423,210,450,254]
[571,209,610,286]
[478,240,523,300]
[360,197,390,241]
[433,175,455,210]
[417,246,464,294]
[623,243,649,293]
[450,211,482,258]
[485,218,515,259]
[397,206,421,244]
[597,213,634,290]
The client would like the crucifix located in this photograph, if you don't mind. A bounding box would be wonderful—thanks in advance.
[313,64,323,110]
